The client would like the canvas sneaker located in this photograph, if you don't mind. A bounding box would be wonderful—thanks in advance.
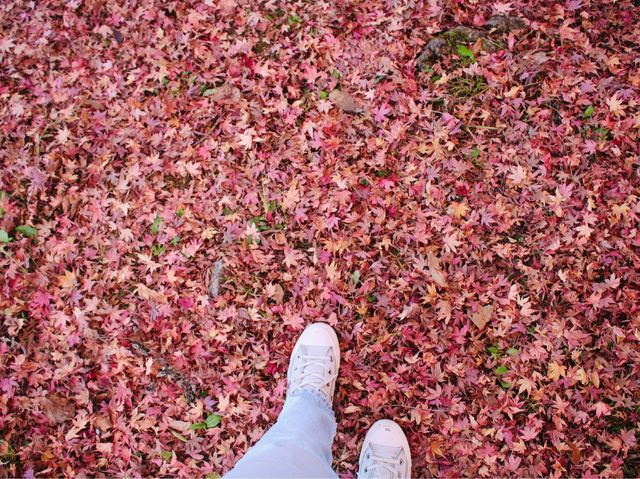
[287,323,340,406]
[358,419,411,479]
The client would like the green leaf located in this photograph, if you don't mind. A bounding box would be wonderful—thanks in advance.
[0,230,10,243]
[203,88,217,97]
[189,422,207,430]
[456,44,475,61]
[506,347,519,356]
[487,345,500,357]
[331,69,341,79]
[16,225,37,238]
[170,235,180,245]
[190,414,221,431]
[584,105,594,119]
[161,451,173,461]
[150,215,163,235]
[176,208,185,218]
[205,414,222,429]
[594,126,610,139]
[470,147,481,159]
[495,365,509,375]
[351,270,361,285]
[0,206,4,219]
[500,381,511,389]
[287,14,302,25]
[319,90,328,100]
[152,244,165,256]
[205,474,221,479]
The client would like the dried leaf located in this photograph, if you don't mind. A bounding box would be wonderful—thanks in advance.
[471,305,493,330]
[329,90,361,112]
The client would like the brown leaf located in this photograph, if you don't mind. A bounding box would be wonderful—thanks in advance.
[567,440,581,464]
[209,84,241,105]
[93,414,111,431]
[427,252,447,287]
[273,283,285,304]
[470,305,493,330]
[329,90,361,112]
[42,394,76,424]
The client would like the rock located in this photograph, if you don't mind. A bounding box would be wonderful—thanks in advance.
[486,15,526,33]
[441,26,485,44]
[415,17,525,71]
[416,26,485,69]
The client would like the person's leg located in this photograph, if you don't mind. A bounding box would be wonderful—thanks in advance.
[225,323,340,479]
[225,389,337,478]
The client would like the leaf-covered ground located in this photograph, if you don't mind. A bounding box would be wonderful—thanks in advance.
[1,1,640,477]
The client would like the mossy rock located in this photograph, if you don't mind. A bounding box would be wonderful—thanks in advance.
[416,16,526,71]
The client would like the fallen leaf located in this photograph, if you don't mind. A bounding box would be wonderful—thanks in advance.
[471,305,493,329]
[329,90,361,112]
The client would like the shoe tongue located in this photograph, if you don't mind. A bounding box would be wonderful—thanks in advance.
[299,344,331,379]
[300,344,332,358]
[370,443,403,459]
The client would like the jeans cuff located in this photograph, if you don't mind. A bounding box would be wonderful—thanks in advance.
[288,388,335,415]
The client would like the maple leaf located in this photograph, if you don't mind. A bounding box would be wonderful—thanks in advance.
[606,94,626,117]
[427,252,447,287]
[442,230,461,253]
[0,36,15,52]
[620,429,637,448]
[56,126,71,145]
[492,2,514,14]
[57,270,77,289]
[281,308,304,330]
[372,103,392,123]
[520,426,540,441]
[470,305,493,330]
[237,129,255,149]
[1,1,638,476]
[507,165,528,186]
[593,402,611,417]
[547,361,566,381]
[447,201,469,219]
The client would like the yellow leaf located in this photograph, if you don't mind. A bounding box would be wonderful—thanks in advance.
[201,227,217,240]
[547,361,566,381]
[430,437,444,457]
[575,367,588,385]
[447,201,469,219]
[606,94,626,117]
[57,270,77,289]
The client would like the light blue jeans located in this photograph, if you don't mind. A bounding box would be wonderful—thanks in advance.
[224,389,338,478]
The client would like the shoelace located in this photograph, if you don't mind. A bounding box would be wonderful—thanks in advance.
[359,453,401,479]
[295,353,337,389]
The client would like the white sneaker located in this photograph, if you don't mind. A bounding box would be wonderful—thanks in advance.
[287,323,340,406]
[358,419,411,479]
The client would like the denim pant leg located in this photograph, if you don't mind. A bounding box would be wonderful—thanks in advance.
[224,389,338,478]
